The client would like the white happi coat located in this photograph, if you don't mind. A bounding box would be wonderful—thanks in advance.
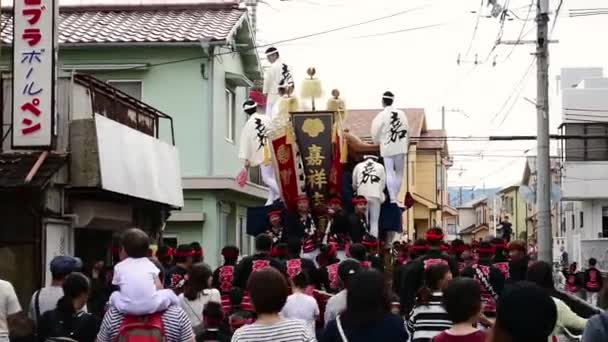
[263,59,292,112]
[352,158,386,202]
[370,106,409,157]
[238,113,271,167]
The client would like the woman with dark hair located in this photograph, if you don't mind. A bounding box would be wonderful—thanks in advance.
[167,244,194,293]
[38,273,100,342]
[407,263,453,341]
[179,263,221,339]
[321,269,407,342]
[232,268,313,342]
[526,261,587,340]
[487,282,557,342]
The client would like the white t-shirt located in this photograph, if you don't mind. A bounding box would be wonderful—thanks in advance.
[178,289,221,328]
[28,286,63,322]
[280,292,319,336]
[0,280,21,342]
[113,257,159,302]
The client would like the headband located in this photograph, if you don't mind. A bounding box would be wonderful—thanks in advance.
[425,231,444,242]
[267,210,282,218]
[382,94,395,100]
[328,198,343,206]
[477,246,496,255]
[412,244,429,252]
[352,197,368,205]
[159,247,175,258]
[242,101,257,111]
[175,250,195,258]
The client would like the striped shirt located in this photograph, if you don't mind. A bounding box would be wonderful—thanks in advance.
[231,318,315,342]
[407,292,452,342]
[97,305,194,342]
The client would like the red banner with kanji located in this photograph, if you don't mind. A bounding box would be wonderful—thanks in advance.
[271,135,301,212]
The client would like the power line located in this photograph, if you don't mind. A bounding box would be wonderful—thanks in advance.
[502,0,534,62]
[463,0,484,59]
[122,4,433,71]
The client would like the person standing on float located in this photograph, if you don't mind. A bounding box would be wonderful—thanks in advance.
[371,91,409,206]
[238,99,280,205]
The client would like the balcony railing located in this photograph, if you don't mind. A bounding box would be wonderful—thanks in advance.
[73,74,175,145]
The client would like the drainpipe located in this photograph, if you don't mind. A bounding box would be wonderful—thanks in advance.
[200,40,225,176]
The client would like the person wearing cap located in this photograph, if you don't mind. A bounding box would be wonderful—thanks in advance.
[370,91,409,206]
[262,47,292,116]
[398,228,459,316]
[265,209,286,245]
[323,260,361,327]
[348,195,371,244]
[239,99,280,205]
[352,155,386,240]
[166,244,194,294]
[461,241,505,318]
[507,239,529,282]
[324,196,350,260]
[287,196,322,265]
[29,255,84,324]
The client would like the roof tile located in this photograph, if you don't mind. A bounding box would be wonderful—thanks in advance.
[1,7,246,44]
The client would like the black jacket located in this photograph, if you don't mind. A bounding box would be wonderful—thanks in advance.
[286,214,317,240]
[233,253,287,289]
[461,259,505,300]
[329,210,350,236]
[38,309,100,342]
[348,213,368,243]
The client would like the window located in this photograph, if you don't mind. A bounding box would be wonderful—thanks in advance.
[565,123,608,161]
[580,211,584,228]
[225,88,236,142]
[107,80,142,100]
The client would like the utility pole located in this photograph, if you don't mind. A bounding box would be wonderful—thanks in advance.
[536,0,552,263]
[442,106,446,130]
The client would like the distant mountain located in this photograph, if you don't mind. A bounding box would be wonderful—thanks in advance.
[448,187,501,207]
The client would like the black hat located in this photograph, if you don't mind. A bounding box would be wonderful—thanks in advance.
[382,91,395,100]
[243,99,257,112]
[265,47,278,57]
[338,259,361,281]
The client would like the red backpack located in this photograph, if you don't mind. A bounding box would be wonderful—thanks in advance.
[115,312,165,342]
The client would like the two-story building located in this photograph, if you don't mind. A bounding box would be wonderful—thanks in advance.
[1,70,184,304]
[496,184,526,240]
[346,108,453,240]
[559,67,608,269]
[457,196,492,243]
[2,0,268,268]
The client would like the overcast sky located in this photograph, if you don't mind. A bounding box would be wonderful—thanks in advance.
[256,0,607,190]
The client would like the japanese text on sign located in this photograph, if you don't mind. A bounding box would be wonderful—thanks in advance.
[12,0,57,148]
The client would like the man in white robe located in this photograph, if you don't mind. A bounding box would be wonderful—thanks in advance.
[352,155,386,239]
[370,91,409,206]
[263,47,293,117]
[238,100,280,205]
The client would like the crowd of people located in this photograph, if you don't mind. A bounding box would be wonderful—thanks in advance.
[2,224,608,342]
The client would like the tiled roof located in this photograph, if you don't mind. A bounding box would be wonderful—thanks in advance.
[1,6,246,44]
[0,153,67,188]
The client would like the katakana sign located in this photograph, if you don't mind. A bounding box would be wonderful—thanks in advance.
[12,0,57,148]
